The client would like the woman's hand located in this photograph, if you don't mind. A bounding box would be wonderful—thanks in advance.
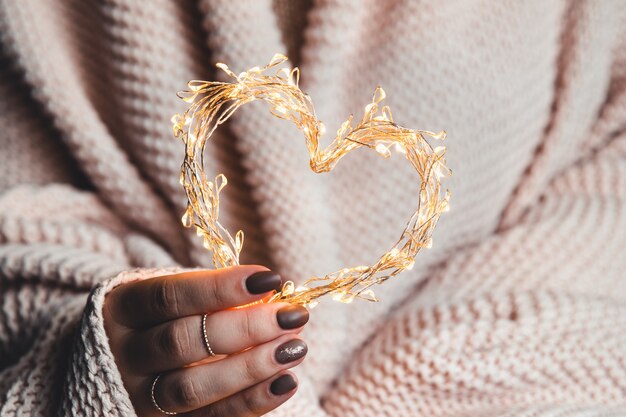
[103,265,309,416]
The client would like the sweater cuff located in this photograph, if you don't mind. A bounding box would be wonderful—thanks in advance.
[61,267,182,416]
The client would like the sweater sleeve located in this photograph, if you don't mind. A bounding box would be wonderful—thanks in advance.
[0,185,179,416]
[60,269,176,416]
[314,95,626,417]
[277,16,626,414]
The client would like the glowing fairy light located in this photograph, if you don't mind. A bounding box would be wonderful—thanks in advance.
[172,54,451,307]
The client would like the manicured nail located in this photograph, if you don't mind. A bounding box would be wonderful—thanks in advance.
[245,271,282,294]
[270,374,297,396]
[275,339,307,364]
[277,305,310,330]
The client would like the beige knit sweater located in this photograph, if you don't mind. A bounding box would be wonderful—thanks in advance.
[1,0,626,415]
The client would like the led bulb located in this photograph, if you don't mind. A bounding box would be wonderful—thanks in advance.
[375,143,391,157]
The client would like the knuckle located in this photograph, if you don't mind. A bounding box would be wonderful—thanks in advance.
[202,406,222,417]
[207,277,228,308]
[152,279,179,317]
[158,323,191,360]
[203,402,235,417]
[241,387,264,415]
[238,308,256,341]
[170,375,202,409]
[111,289,137,325]
[241,354,266,383]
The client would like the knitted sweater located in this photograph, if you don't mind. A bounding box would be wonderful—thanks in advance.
[1,0,626,415]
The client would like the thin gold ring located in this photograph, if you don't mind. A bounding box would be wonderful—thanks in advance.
[202,313,216,357]
[151,374,178,415]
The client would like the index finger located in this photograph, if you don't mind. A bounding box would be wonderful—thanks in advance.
[106,265,283,328]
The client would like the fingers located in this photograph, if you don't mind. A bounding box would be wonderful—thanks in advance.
[123,303,310,374]
[107,266,283,328]
[152,335,307,414]
[181,372,298,417]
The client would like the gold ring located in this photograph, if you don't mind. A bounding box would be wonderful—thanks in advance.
[150,374,178,415]
[202,313,216,357]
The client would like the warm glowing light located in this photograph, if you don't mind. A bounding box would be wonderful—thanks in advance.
[375,143,391,158]
[173,54,451,306]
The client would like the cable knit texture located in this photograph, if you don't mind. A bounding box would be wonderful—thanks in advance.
[0,0,625,415]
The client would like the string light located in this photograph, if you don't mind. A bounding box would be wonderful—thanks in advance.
[172,54,451,307]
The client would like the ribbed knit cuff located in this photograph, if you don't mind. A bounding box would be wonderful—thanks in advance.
[60,268,182,416]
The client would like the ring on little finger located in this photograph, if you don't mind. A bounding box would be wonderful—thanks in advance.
[151,374,178,415]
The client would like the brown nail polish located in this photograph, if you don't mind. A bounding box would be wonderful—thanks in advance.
[245,271,282,294]
[270,374,297,395]
[275,339,307,364]
[277,305,309,330]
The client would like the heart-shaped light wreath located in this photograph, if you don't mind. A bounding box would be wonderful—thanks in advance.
[172,54,451,308]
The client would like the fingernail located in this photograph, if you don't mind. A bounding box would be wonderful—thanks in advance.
[277,305,309,330]
[245,271,282,294]
[275,339,307,364]
[270,374,297,396]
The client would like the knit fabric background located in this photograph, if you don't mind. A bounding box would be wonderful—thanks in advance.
[1,0,626,415]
